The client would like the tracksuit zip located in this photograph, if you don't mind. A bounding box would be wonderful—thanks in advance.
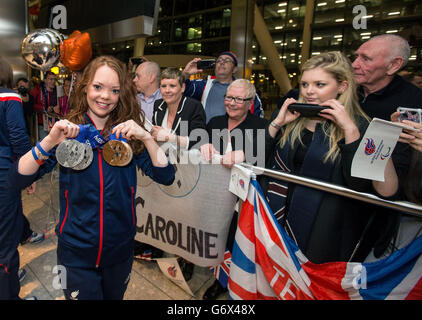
[131,186,135,225]
[96,149,104,268]
[59,190,69,234]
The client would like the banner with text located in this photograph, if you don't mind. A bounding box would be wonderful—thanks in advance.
[135,149,237,267]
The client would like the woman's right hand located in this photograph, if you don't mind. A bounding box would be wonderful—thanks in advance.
[274,98,300,127]
[44,120,80,148]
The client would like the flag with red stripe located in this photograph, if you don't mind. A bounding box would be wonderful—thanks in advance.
[228,178,422,300]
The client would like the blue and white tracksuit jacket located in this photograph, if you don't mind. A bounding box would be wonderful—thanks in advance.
[0,88,31,299]
[11,114,175,269]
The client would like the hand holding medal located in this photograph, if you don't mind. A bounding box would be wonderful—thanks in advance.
[103,120,148,167]
[49,119,81,145]
[54,122,93,170]
[111,119,150,141]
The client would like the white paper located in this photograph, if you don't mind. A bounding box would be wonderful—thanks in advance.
[156,257,194,296]
[143,118,153,132]
[351,118,403,182]
[229,164,252,201]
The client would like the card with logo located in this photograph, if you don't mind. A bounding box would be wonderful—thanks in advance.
[229,165,252,201]
[351,118,410,182]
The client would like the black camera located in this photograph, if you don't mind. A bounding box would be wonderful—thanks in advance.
[17,86,29,95]
[197,59,216,69]
[131,57,145,66]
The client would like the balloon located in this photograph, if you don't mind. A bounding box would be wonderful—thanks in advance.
[60,30,92,71]
[21,29,63,72]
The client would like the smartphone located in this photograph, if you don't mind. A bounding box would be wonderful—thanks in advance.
[287,103,330,117]
[397,107,422,124]
[197,59,216,69]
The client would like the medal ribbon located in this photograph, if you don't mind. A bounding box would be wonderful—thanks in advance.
[74,124,128,149]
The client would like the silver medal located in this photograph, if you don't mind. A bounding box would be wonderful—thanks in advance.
[72,143,94,170]
[56,140,85,168]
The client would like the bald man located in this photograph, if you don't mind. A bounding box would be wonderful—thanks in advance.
[133,61,162,122]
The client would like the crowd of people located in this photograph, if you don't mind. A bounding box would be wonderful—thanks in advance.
[0,33,421,300]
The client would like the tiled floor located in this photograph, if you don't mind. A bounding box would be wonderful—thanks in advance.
[18,167,228,300]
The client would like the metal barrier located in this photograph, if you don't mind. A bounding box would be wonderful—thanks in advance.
[240,163,422,218]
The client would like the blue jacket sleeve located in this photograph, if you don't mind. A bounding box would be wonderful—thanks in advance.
[6,98,32,157]
[135,150,175,186]
[183,79,206,101]
[252,94,264,118]
[8,149,58,191]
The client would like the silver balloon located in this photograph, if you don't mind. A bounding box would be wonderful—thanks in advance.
[21,29,64,72]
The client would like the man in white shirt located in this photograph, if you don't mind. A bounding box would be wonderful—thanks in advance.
[133,61,162,122]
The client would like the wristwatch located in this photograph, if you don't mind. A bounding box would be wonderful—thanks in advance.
[270,121,282,130]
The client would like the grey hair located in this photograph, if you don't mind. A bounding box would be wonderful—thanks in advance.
[227,78,256,100]
[369,34,411,67]
[142,61,161,84]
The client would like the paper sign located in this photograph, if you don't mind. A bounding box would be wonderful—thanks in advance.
[156,257,194,296]
[351,118,404,182]
[229,164,252,201]
[136,148,237,267]
[143,118,153,132]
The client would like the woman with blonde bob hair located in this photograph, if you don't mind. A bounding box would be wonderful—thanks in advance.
[263,51,373,263]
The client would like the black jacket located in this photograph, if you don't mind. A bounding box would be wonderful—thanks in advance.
[357,75,422,259]
[153,96,206,149]
[206,112,268,166]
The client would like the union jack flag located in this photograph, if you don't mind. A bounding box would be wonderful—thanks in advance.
[228,179,422,300]
[211,250,232,288]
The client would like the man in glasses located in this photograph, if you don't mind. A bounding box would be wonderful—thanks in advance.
[183,51,264,123]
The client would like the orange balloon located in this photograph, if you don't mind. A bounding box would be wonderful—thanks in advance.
[60,30,92,71]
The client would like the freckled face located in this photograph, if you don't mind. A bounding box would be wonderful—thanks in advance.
[86,65,120,122]
[300,67,344,104]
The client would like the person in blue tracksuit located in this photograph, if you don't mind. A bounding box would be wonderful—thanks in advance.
[13,56,175,300]
[0,56,33,300]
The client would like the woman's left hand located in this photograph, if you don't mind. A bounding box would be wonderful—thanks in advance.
[112,120,151,141]
[318,99,360,143]
[26,182,36,195]
[151,126,176,143]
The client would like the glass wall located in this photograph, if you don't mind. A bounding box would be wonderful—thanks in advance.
[144,0,232,58]
[141,0,422,112]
